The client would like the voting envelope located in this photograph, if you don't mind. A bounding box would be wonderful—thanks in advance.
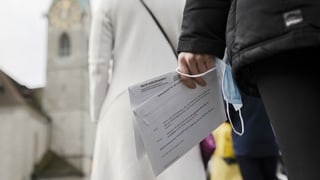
[128,70,226,176]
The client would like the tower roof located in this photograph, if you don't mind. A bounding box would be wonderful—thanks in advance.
[52,0,90,11]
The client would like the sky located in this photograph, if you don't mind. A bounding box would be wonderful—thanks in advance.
[0,0,97,89]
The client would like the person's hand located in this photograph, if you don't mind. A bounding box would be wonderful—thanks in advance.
[177,52,215,89]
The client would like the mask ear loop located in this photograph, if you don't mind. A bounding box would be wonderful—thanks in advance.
[226,102,244,136]
[176,67,216,78]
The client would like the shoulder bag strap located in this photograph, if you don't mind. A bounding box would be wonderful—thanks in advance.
[140,0,178,59]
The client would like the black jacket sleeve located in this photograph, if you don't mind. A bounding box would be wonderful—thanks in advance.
[177,0,231,59]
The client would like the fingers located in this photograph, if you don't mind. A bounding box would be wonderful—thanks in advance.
[204,55,215,69]
[178,52,215,89]
[192,54,214,86]
[188,55,206,87]
[178,53,196,89]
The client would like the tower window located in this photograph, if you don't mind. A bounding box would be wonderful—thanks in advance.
[59,33,71,57]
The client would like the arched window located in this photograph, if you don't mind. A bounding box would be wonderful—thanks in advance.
[59,33,71,57]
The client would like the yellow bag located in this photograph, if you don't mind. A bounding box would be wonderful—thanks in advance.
[209,122,242,180]
[212,122,235,158]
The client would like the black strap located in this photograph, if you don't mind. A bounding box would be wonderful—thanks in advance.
[140,0,178,58]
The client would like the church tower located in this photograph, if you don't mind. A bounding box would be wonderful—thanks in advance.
[40,0,95,179]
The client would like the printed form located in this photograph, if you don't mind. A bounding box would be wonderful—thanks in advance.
[128,70,226,176]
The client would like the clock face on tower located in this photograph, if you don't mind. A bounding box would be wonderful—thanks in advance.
[49,0,81,28]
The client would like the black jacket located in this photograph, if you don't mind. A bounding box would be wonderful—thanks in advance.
[178,0,320,95]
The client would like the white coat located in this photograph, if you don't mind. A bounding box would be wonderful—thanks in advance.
[88,0,207,179]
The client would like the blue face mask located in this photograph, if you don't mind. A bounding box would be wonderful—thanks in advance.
[216,54,244,136]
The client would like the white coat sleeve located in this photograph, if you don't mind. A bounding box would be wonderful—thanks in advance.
[88,4,113,123]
